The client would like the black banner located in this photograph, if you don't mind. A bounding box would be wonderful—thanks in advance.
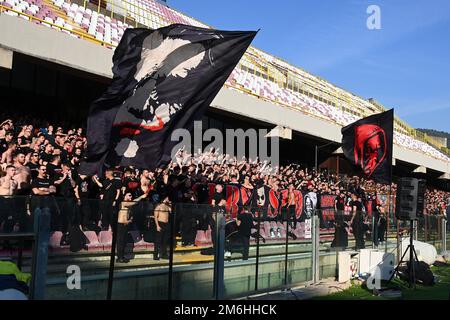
[341,109,394,184]
[80,24,256,175]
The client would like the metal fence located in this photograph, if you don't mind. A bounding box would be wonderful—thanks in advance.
[0,196,447,299]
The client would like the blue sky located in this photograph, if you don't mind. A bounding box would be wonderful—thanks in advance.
[169,0,450,132]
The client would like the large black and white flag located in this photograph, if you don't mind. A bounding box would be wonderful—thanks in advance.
[79,24,256,175]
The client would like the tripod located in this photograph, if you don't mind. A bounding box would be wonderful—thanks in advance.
[388,219,419,288]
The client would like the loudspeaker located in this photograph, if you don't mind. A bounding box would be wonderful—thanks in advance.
[395,177,426,220]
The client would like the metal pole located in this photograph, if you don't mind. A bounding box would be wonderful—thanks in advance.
[254,209,261,291]
[372,213,375,249]
[315,145,318,172]
[213,210,225,299]
[167,204,176,300]
[284,210,289,286]
[441,218,446,255]
[414,220,418,241]
[311,214,316,283]
[409,220,415,288]
[106,208,118,300]
[30,207,50,300]
[312,214,320,283]
[18,239,24,270]
[386,187,391,254]
[396,219,401,265]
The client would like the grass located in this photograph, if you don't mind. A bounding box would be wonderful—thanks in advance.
[314,264,450,300]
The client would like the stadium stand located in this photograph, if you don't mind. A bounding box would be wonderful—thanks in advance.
[0,0,449,161]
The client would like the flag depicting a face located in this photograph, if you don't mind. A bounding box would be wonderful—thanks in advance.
[341,109,393,185]
[80,25,256,174]
[112,31,208,159]
[354,124,387,178]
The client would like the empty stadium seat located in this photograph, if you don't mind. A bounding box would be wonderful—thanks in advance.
[84,231,103,251]
[49,231,63,248]
[263,221,273,238]
[48,231,69,253]
[194,230,208,246]
[250,226,266,243]
[98,230,112,245]
[205,228,212,244]
[292,226,303,239]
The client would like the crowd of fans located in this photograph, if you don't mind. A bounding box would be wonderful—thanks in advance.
[0,116,449,245]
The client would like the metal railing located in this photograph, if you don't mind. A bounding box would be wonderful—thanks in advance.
[1,194,446,300]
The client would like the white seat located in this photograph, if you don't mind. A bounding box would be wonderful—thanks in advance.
[88,24,97,36]
[95,32,103,41]
[74,12,82,24]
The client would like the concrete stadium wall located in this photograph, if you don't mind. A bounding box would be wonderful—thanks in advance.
[1,13,449,175]
[0,14,113,78]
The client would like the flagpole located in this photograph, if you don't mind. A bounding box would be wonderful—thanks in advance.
[386,184,390,254]
[386,158,393,255]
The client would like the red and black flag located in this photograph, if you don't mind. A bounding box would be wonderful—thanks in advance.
[79,24,256,175]
[341,109,394,184]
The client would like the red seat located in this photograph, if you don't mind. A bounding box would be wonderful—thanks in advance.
[277,221,286,230]
[195,230,207,245]
[49,231,63,248]
[264,222,274,238]
[84,231,103,251]
[293,226,303,238]
[279,227,286,238]
[84,231,99,244]
[98,231,112,245]
[204,229,212,244]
